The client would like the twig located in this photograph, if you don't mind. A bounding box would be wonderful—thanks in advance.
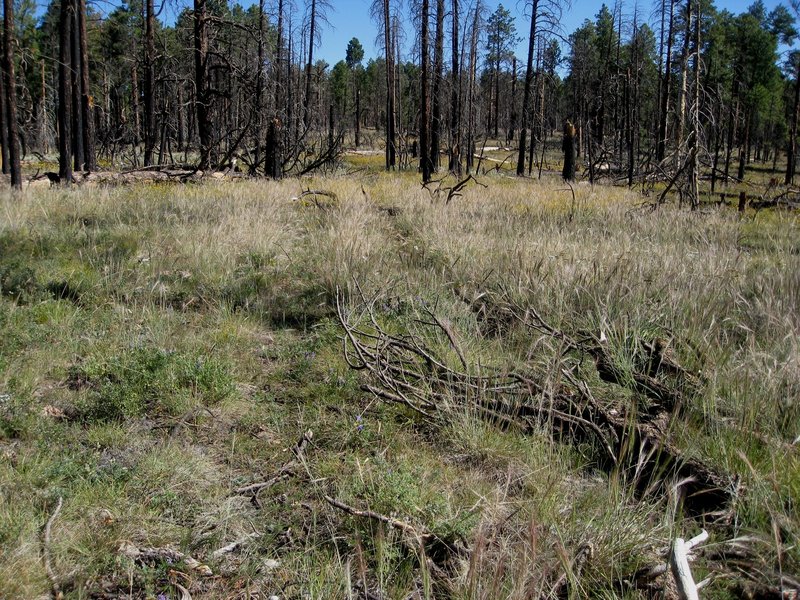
[210,532,261,559]
[174,582,192,600]
[119,542,213,576]
[670,531,708,600]
[233,430,313,502]
[324,495,432,543]
[43,496,63,600]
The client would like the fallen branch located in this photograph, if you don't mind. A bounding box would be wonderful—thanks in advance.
[324,495,432,543]
[233,430,313,505]
[210,532,261,559]
[119,542,213,577]
[337,290,734,516]
[43,496,63,600]
[671,530,709,600]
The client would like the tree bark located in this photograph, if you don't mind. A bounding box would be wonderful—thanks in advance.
[143,0,156,166]
[688,0,700,208]
[0,27,9,175]
[383,0,396,170]
[77,0,95,171]
[517,0,538,176]
[465,1,479,173]
[70,4,84,172]
[786,61,800,185]
[675,0,692,167]
[448,0,461,175]
[420,0,431,183]
[58,0,74,183]
[656,0,674,163]
[3,0,21,187]
[430,0,444,172]
[303,0,316,130]
[251,0,265,175]
[194,0,211,169]
[562,120,576,181]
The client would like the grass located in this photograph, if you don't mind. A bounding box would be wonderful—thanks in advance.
[0,170,798,598]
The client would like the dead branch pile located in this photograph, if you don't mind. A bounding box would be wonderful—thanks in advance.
[336,293,735,518]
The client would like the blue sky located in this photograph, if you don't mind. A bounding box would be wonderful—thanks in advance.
[310,0,793,67]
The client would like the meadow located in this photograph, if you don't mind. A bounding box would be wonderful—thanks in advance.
[0,166,798,599]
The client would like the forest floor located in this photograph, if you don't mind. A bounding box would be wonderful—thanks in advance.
[0,164,798,599]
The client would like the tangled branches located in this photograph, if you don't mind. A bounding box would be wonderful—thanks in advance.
[336,289,735,518]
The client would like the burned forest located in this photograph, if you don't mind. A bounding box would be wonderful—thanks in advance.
[1,1,799,599]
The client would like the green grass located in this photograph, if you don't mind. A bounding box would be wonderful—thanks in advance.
[0,174,798,598]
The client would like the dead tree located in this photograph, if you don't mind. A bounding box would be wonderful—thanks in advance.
[70,1,83,172]
[517,0,539,176]
[420,0,432,183]
[77,0,95,171]
[3,0,21,188]
[143,0,156,166]
[193,0,211,170]
[430,0,444,172]
[562,119,576,181]
[58,0,74,183]
[448,0,462,175]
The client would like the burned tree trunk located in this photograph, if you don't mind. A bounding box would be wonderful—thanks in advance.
[0,52,8,175]
[143,0,156,166]
[303,0,317,130]
[420,0,432,183]
[383,0,396,170]
[265,118,281,178]
[70,3,84,172]
[562,120,576,182]
[465,2,479,174]
[430,0,444,172]
[58,0,74,183]
[194,0,211,170]
[516,0,538,176]
[656,0,675,163]
[3,0,21,188]
[448,0,461,175]
[786,61,800,185]
[77,0,95,171]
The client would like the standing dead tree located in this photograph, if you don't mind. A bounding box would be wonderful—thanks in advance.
[3,0,21,188]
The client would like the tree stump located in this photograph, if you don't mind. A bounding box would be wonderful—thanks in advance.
[562,119,577,182]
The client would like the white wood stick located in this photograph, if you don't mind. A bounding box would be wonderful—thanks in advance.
[671,538,700,600]
[685,530,709,551]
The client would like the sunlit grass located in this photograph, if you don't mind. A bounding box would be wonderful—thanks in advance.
[0,173,797,598]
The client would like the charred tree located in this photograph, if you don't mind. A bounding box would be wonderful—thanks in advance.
[3,0,20,188]
[143,0,156,166]
[656,0,675,163]
[420,0,432,183]
[517,0,538,176]
[786,60,800,185]
[382,0,396,169]
[303,0,317,130]
[58,0,74,183]
[77,0,95,171]
[448,0,461,175]
[465,1,480,173]
[562,119,576,181]
[70,3,83,172]
[193,0,211,170]
[430,0,444,172]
